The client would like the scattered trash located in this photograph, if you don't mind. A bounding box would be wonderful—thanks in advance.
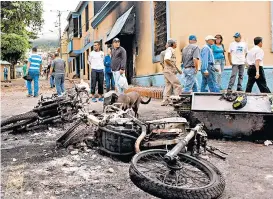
[70,150,79,155]
[264,140,272,146]
[25,191,32,195]
[108,168,114,173]
[91,155,97,159]
[12,158,17,162]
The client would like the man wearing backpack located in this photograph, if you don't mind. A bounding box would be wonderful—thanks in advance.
[181,35,200,92]
[104,47,115,92]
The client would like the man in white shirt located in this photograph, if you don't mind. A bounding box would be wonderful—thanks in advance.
[88,41,105,102]
[161,39,182,106]
[245,37,270,93]
[227,32,248,91]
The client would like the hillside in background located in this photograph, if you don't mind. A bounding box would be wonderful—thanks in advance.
[31,38,59,50]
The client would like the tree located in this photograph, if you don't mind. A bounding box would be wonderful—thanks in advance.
[1,1,44,39]
[1,34,30,65]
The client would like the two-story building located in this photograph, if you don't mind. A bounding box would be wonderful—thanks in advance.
[63,1,273,90]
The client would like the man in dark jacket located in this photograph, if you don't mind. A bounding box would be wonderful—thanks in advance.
[110,38,127,94]
[104,47,115,92]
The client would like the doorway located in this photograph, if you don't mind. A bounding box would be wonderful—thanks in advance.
[76,56,80,77]
[119,35,134,85]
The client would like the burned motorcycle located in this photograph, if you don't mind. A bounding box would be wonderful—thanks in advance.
[1,80,89,133]
[57,104,226,199]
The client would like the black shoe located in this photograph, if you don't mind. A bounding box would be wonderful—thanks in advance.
[237,88,243,92]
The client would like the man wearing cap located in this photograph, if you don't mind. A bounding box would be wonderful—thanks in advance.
[200,35,220,93]
[110,38,127,94]
[227,32,248,91]
[161,39,182,106]
[181,35,200,92]
[245,37,271,93]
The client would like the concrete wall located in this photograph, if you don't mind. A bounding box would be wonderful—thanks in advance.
[169,1,273,67]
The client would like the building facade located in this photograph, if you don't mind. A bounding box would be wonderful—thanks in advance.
[62,1,273,90]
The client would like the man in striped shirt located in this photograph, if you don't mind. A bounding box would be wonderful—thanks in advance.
[27,47,43,97]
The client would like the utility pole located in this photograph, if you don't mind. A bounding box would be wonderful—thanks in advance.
[50,10,69,58]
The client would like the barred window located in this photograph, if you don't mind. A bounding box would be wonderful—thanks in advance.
[154,1,167,56]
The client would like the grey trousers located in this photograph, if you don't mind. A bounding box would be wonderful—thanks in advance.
[227,64,245,91]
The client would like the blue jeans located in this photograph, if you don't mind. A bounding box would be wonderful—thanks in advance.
[50,74,55,88]
[201,66,220,93]
[215,59,225,89]
[105,72,115,92]
[183,68,198,92]
[27,70,40,96]
[4,74,8,81]
[55,74,65,96]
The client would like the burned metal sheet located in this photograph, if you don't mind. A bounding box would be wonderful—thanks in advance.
[146,117,187,124]
[191,93,272,113]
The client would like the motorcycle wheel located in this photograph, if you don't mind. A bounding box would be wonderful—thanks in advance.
[129,149,225,199]
[1,111,38,133]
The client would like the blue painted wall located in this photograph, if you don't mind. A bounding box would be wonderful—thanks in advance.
[133,67,273,93]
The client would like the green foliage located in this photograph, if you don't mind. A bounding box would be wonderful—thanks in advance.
[1,1,44,39]
[1,34,30,64]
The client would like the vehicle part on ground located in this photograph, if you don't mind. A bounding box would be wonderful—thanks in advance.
[129,123,225,199]
[56,121,91,148]
[129,150,225,199]
[170,93,273,140]
[1,80,88,134]
[1,111,38,132]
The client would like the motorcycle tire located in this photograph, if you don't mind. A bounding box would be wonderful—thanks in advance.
[56,120,88,148]
[1,111,38,133]
[129,149,225,199]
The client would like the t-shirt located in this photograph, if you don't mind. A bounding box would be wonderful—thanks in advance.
[22,64,27,76]
[246,46,264,66]
[211,44,225,60]
[160,50,166,67]
[228,41,248,65]
[88,51,104,70]
[52,58,66,74]
[182,44,200,68]
[28,53,42,71]
[164,47,176,66]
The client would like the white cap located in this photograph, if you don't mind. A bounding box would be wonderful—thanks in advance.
[205,35,216,41]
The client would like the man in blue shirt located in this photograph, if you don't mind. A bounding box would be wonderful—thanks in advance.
[200,35,220,93]
[104,47,115,92]
[27,47,43,97]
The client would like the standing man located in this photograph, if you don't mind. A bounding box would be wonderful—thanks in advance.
[88,41,105,102]
[50,52,66,96]
[110,38,127,94]
[160,43,168,69]
[200,35,220,93]
[161,39,182,106]
[22,60,28,87]
[182,35,200,92]
[3,66,8,82]
[104,47,115,92]
[49,54,55,88]
[227,32,248,92]
[245,37,270,93]
[27,47,42,97]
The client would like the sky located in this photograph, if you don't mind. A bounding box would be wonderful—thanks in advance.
[38,0,80,40]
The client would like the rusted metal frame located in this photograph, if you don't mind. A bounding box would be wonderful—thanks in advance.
[143,138,181,147]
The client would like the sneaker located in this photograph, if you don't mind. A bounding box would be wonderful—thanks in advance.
[27,94,33,97]
[92,98,97,102]
[33,95,39,98]
[98,98,104,102]
[237,88,243,92]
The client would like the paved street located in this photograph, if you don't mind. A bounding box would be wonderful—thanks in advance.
[1,79,273,199]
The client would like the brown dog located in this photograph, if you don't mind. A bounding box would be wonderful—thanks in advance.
[115,91,151,117]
